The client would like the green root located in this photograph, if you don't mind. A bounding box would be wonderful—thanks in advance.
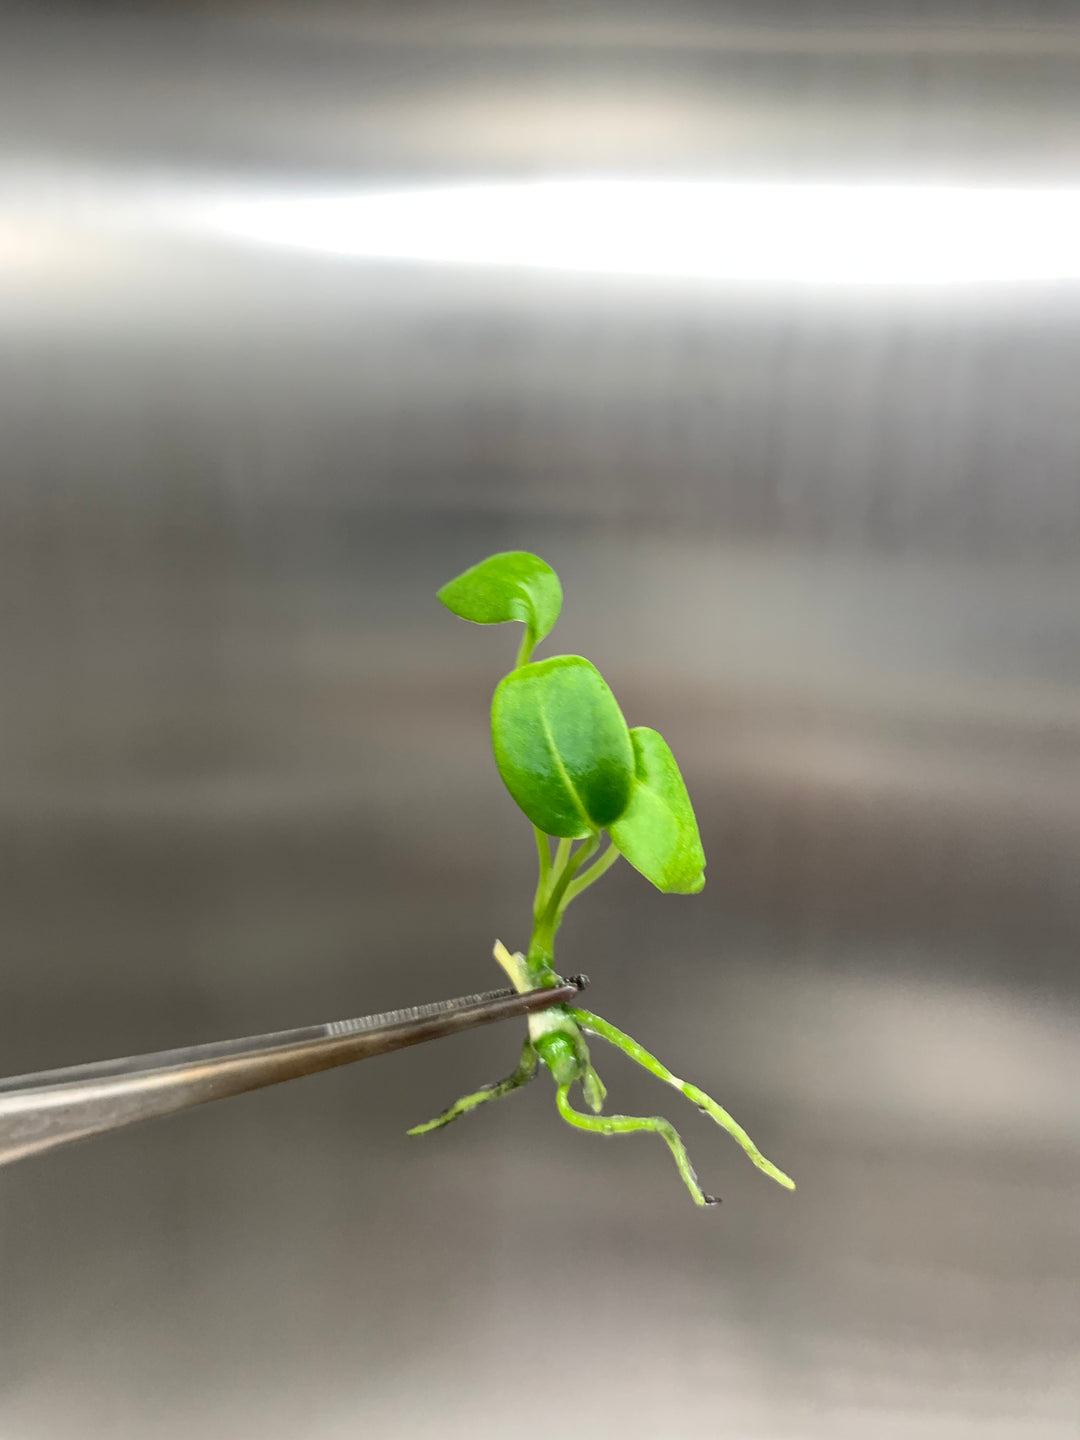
[580,1063,607,1114]
[407,1040,539,1135]
[555,1083,718,1208]
[407,957,791,1206]
[569,1007,795,1191]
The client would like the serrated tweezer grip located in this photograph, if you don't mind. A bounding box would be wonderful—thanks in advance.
[0,981,583,1165]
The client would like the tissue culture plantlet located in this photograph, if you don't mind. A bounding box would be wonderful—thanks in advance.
[409,552,794,1206]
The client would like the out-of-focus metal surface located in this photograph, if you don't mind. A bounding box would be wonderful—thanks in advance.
[2,6,1079,1439]
[0,983,582,1165]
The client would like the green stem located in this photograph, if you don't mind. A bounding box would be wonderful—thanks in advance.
[559,843,620,912]
[527,834,599,980]
[515,625,536,668]
[533,835,572,922]
[544,834,599,922]
[569,1007,795,1191]
[532,826,552,914]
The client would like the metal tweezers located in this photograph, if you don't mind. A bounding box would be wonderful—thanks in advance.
[0,979,584,1166]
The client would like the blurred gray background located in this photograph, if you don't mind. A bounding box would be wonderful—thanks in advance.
[3,4,1079,1437]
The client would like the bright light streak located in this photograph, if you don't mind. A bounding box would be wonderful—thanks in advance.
[204,180,1080,285]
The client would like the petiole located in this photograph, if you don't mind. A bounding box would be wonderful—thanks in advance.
[559,844,620,912]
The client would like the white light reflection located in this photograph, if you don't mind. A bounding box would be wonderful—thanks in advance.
[205,180,1080,285]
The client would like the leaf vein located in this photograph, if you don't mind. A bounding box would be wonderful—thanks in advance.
[536,690,589,832]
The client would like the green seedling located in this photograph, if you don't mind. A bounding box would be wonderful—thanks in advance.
[410,551,794,1206]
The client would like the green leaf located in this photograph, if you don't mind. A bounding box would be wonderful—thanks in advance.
[491,656,635,838]
[609,727,706,894]
[438,552,562,653]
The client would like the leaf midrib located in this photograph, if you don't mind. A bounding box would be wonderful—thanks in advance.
[536,687,590,833]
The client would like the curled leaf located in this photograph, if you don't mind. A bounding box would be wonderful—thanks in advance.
[438,551,562,651]
[609,727,705,894]
[491,656,634,838]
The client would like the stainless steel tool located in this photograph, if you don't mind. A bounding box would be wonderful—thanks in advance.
[0,980,584,1165]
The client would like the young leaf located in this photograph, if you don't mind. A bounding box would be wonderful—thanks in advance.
[609,727,706,894]
[491,656,635,838]
[438,551,562,652]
